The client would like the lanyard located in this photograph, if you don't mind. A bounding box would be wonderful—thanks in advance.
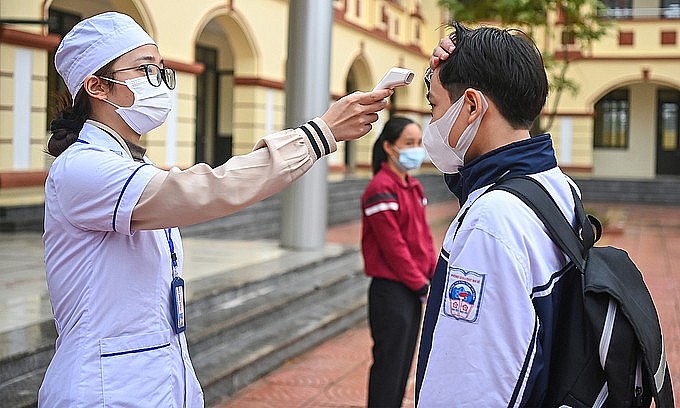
[164,228,179,278]
[165,227,186,335]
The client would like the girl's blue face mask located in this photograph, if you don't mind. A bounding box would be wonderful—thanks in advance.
[396,146,426,171]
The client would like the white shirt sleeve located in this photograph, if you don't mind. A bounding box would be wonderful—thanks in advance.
[51,146,161,236]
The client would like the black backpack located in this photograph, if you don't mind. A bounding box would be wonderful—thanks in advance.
[489,176,674,408]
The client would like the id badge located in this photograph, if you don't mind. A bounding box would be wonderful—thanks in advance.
[171,277,186,334]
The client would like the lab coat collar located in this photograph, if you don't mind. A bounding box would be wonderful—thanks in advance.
[81,120,147,162]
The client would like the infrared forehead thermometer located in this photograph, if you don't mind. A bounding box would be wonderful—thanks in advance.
[373,67,415,91]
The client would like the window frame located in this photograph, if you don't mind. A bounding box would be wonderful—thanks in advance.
[46,9,81,130]
[593,88,630,149]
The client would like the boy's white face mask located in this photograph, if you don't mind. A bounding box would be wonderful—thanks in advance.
[423,92,488,173]
[101,76,172,135]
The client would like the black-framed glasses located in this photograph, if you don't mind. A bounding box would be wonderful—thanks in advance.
[106,63,176,89]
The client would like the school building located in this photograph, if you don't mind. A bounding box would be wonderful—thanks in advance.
[1,0,679,230]
[546,1,680,179]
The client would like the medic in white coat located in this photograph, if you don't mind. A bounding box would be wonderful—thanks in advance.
[39,12,391,407]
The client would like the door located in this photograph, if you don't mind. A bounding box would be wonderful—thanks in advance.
[656,88,680,175]
[195,46,218,166]
[214,69,233,164]
[47,9,81,129]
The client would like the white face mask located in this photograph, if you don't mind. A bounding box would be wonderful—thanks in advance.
[422,92,488,173]
[102,76,172,135]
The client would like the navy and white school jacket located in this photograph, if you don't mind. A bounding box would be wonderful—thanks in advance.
[416,135,579,407]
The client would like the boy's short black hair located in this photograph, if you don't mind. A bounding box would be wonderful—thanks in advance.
[438,22,548,130]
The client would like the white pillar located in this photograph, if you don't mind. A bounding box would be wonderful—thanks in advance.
[165,89,178,166]
[560,117,573,165]
[280,0,332,250]
[13,48,32,169]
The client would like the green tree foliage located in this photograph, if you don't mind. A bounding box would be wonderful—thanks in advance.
[438,0,612,133]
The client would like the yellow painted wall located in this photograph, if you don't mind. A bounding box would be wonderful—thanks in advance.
[4,0,679,209]
[0,43,51,171]
[231,85,286,155]
[2,1,439,173]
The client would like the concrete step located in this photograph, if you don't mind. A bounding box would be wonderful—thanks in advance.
[194,272,367,406]
[0,321,56,408]
[5,173,680,233]
[187,250,362,355]
[573,177,680,205]
[0,246,367,408]
[189,249,366,406]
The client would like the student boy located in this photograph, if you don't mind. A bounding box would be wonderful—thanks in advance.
[416,22,579,407]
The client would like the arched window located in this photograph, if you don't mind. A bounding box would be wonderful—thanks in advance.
[594,88,629,149]
[658,88,680,151]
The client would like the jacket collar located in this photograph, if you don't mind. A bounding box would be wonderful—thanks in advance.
[380,161,414,188]
[445,134,557,204]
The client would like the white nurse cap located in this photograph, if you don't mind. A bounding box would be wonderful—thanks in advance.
[54,12,156,101]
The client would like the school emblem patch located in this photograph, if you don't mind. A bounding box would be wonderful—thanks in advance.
[442,267,486,323]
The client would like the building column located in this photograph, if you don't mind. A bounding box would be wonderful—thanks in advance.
[279,0,332,250]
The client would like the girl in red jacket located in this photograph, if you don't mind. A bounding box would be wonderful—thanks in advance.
[361,116,437,407]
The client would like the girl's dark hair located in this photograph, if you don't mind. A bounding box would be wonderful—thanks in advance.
[47,60,116,157]
[371,116,416,175]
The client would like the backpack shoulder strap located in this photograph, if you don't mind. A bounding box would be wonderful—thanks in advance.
[487,176,588,272]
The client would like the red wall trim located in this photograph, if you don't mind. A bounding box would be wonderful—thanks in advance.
[554,50,584,60]
[0,171,48,188]
[580,55,680,61]
[329,163,348,173]
[552,53,680,62]
[0,27,61,51]
[333,13,428,58]
[234,77,285,90]
[164,59,205,75]
[561,165,593,174]
[0,29,206,76]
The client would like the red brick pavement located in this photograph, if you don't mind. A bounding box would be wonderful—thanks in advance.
[216,200,680,407]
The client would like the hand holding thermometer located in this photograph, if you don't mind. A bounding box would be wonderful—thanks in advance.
[373,67,415,91]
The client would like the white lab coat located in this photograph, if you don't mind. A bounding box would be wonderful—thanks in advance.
[40,122,203,407]
[39,116,336,407]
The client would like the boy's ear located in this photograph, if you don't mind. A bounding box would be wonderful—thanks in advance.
[83,75,110,101]
[464,89,484,122]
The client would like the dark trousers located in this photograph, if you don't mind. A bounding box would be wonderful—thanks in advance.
[367,277,422,408]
